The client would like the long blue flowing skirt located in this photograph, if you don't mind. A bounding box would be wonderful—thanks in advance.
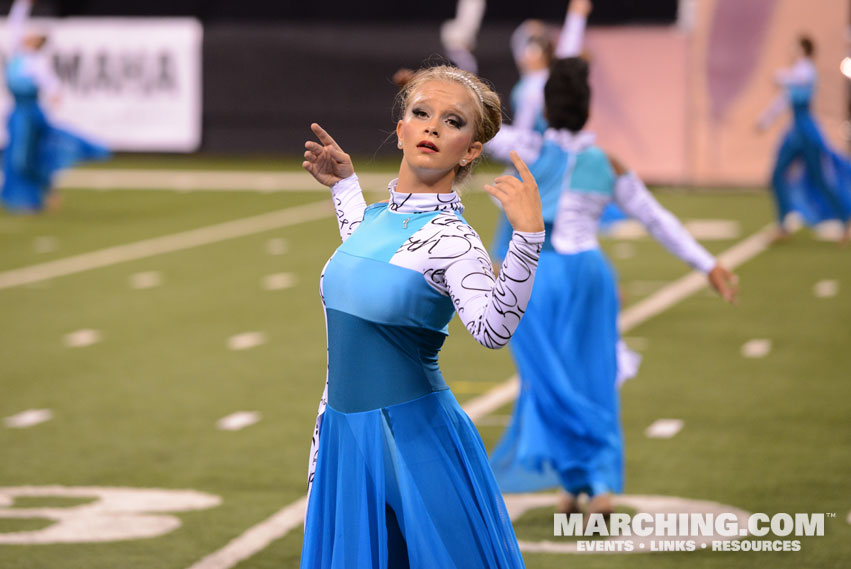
[490,248,623,496]
[771,112,851,226]
[301,389,525,569]
[2,99,110,212]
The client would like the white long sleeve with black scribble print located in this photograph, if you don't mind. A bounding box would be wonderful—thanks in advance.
[390,214,543,349]
[330,174,544,348]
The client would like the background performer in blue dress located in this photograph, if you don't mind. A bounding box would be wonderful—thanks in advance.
[490,0,591,263]
[1,0,110,213]
[757,34,851,243]
[300,65,544,568]
[487,57,739,517]
[490,0,625,262]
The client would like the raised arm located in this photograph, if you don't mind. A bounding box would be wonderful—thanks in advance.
[756,92,787,131]
[485,125,543,165]
[302,123,365,242]
[440,0,486,73]
[8,0,33,54]
[555,0,591,58]
[611,160,738,302]
[327,175,367,242]
[612,170,714,272]
[447,151,544,348]
[442,226,543,348]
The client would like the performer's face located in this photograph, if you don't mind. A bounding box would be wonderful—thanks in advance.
[23,34,47,51]
[396,80,482,180]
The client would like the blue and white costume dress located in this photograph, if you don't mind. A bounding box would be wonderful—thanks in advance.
[759,57,851,226]
[492,8,622,260]
[1,0,109,212]
[486,128,716,496]
[300,175,544,568]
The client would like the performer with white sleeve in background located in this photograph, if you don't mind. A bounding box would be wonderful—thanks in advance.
[487,56,738,518]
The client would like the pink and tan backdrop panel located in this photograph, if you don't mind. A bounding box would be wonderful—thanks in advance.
[583,0,849,186]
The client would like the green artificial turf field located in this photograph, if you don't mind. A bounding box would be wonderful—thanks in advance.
[1,161,848,568]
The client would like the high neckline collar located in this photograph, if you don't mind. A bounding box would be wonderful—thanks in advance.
[387,179,464,214]
[545,129,597,152]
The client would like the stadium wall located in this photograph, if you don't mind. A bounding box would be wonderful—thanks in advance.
[200,0,849,186]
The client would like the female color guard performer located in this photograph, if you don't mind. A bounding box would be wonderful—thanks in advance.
[1,0,109,213]
[757,35,851,243]
[487,57,739,516]
[300,65,544,568]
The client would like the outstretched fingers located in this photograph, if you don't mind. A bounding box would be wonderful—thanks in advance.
[509,150,535,186]
[483,184,504,200]
[709,265,739,305]
[310,123,340,149]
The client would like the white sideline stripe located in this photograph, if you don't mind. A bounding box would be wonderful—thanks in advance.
[608,219,740,241]
[57,169,495,193]
[0,201,331,291]
[186,497,307,569]
[55,169,366,192]
[618,223,776,332]
[57,169,353,192]
[185,223,779,569]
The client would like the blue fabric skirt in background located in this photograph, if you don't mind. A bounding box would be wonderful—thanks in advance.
[490,248,623,497]
[771,113,851,226]
[301,389,525,569]
[1,98,110,212]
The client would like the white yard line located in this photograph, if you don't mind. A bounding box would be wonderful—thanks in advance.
[618,223,775,332]
[0,201,331,290]
[216,412,263,432]
[4,409,53,429]
[185,222,780,569]
[645,419,685,439]
[57,169,346,192]
[56,168,494,193]
[186,497,308,569]
[741,338,772,359]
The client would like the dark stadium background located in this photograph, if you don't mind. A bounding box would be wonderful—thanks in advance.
[4,1,678,154]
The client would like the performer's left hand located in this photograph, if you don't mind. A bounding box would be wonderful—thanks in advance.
[484,151,544,233]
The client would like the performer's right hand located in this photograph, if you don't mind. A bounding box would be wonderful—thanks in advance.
[569,0,592,17]
[303,123,354,187]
